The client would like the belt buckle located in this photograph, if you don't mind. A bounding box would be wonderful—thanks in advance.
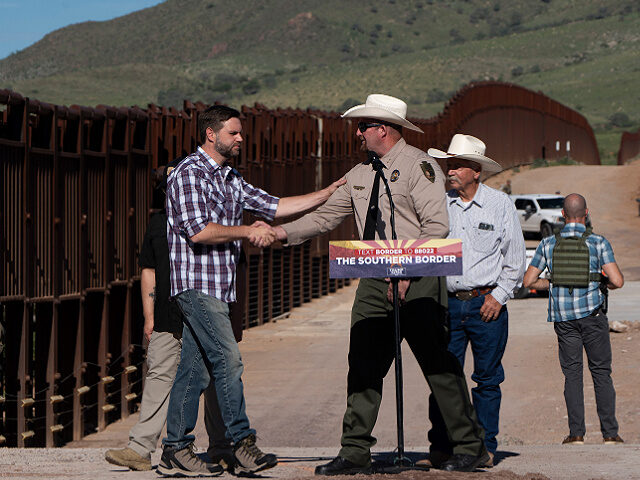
[455,291,474,301]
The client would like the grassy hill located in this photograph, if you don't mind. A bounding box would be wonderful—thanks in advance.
[1,0,639,163]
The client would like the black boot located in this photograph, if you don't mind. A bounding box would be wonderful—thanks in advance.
[315,456,372,476]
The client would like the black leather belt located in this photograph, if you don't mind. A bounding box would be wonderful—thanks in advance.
[448,286,496,301]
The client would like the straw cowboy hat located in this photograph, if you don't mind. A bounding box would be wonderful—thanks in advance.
[428,134,502,173]
[342,94,424,133]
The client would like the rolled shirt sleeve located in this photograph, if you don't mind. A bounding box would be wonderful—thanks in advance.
[281,182,353,246]
[167,169,210,239]
[491,200,526,305]
[240,178,279,221]
[598,237,616,265]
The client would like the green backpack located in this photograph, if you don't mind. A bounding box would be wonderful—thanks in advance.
[550,227,601,292]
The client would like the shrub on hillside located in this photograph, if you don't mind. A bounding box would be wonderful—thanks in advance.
[426,88,447,103]
[608,112,632,128]
[158,87,188,108]
[242,79,260,95]
[511,66,524,77]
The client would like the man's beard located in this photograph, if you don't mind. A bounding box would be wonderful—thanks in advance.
[215,138,240,159]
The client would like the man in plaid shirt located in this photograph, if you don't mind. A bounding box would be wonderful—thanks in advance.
[523,193,624,447]
[159,105,345,477]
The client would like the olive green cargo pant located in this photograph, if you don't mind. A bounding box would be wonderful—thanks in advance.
[337,278,486,466]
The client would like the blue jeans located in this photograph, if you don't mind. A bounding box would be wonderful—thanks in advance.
[163,289,254,449]
[447,294,508,454]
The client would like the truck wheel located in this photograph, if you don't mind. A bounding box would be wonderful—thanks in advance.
[540,222,553,238]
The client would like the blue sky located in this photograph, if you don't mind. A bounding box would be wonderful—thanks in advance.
[0,0,165,60]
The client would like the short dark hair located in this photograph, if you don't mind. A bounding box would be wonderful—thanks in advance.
[198,105,241,143]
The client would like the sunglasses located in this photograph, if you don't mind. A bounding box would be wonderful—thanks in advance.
[357,122,384,133]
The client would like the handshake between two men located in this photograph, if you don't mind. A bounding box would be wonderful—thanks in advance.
[245,221,284,248]
[244,176,347,248]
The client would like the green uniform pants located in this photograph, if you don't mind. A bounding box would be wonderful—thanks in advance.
[338,278,486,466]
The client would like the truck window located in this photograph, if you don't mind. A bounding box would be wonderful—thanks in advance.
[537,198,564,209]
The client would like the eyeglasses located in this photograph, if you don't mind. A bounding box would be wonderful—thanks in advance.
[357,122,383,133]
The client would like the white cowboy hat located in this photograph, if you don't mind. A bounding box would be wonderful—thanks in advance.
[341,94,424,133]
[428,134,502,173]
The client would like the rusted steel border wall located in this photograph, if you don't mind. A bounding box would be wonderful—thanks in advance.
[617,128,640,165]
[0,81,599,447]
[409,81,600,169]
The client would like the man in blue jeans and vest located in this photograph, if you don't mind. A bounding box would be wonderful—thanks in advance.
[158,105,345,477]
[523,193,624,446]
[426,134,525,468]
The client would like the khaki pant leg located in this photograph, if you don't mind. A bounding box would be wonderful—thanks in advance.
[128,331,181,457]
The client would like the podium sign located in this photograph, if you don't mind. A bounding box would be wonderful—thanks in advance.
[329,239,462,279]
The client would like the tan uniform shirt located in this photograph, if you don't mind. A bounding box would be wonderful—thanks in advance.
[283,138,449,244]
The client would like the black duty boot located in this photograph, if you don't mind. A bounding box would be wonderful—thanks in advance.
[440,452,490,472]
[315,456,372,476]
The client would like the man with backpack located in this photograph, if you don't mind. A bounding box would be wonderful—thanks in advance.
[523,193,624,445]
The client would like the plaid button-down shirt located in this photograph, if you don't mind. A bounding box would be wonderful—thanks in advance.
[166,147,279,302]
[530,223,615,322]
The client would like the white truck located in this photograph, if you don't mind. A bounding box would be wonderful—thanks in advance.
[510,194,565,238]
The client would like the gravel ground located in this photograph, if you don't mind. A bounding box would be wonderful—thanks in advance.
[2,444,640,479]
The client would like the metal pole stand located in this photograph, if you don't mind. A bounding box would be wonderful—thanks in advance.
[374,278,429,473]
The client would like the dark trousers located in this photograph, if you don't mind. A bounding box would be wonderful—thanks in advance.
[429,294,508,454]
[339,281,485,465]
[554,311,619,438]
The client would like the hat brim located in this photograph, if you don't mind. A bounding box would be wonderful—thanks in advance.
[342,105,424,133]
[427,148,503,173]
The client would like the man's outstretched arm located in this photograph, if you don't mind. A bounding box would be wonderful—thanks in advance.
[191,221,276,248]
[274,178,346,219]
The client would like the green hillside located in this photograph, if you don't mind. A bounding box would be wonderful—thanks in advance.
[1,0,638,163]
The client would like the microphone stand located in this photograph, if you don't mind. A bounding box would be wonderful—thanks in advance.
[369,154,425,471]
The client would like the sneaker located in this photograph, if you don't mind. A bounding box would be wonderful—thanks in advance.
[603,435,624,445]
[562,435,584,445]
[157,443,224,477]
[105,447,151,471]
[233,434,277,473]
[207,446,236,471]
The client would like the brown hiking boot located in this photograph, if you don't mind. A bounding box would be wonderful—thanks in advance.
[562,435,584,445]
[157,443,223,477]
[233,434,277,473]
[603,435,624,445]
[105,447,151,471]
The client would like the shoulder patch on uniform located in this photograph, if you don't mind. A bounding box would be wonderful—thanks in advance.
[390,170,400,182]
[353,185,365,190]
[420,161,435,183]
